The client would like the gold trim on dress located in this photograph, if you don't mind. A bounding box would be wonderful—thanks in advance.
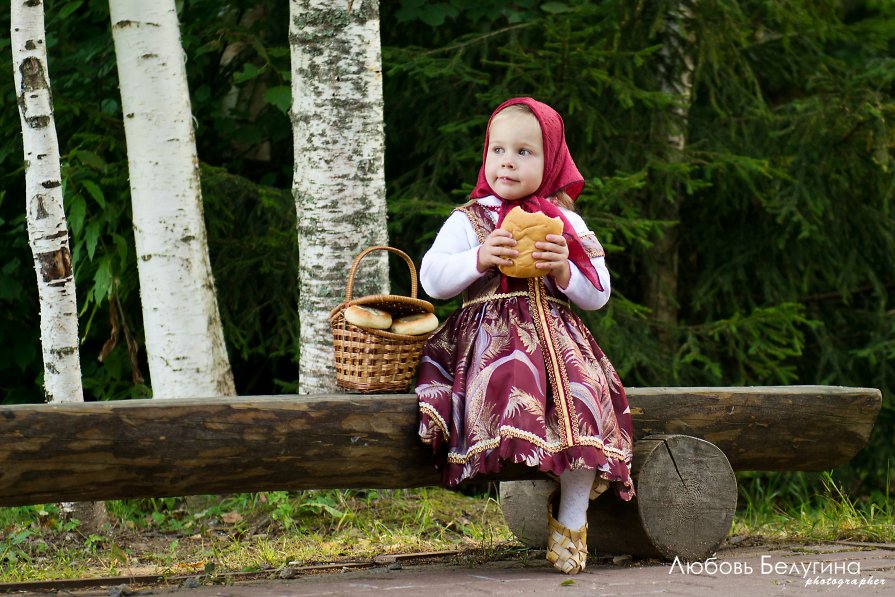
[529,278,578,447]
[419,402,449,440]
[445,424,628,465]
[463,292,570,310]
[579,232,606,258]
[436,200,633,472]
[455,204,490,245]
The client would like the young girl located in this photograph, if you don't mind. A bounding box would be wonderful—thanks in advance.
[416,97,634,575]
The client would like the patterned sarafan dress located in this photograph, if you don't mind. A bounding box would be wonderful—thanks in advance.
[416,202,635,500]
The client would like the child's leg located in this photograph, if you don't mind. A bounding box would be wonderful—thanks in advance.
[548,468,600,574]
[557,468,597,529]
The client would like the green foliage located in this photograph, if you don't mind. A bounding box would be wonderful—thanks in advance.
[0,1,294,402]
[735,470,895,542]
[2,484,893,582]
[676,303,816,384]
[0,1,892,502]
[395,0,546,26]
[0,489,514,582]
[381,0,895,496]
[200,165,298,394]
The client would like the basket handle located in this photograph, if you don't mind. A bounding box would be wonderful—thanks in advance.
[345,246,419,303]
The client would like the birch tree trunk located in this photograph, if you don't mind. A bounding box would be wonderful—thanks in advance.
[11,0,83,405]
[291,0,390,394]
[12,0,110,534]
[645,0,697,348]
[109,0,236,398]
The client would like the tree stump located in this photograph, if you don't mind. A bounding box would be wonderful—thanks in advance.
[499,434,737,561]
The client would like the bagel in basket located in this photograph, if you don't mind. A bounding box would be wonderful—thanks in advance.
[344,305,392,330]
[498,206,564,278]
[390,312,439,336]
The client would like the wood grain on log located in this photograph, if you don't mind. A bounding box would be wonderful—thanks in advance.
[500,435,738,561]
[0,386,880,506]
[627,386,880,471]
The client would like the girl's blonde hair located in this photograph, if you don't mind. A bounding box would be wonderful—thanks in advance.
[490,103,535,123]
[552,190,574,210]
[489,103,576,211]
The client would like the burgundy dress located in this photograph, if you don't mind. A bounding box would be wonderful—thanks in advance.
[417,203,635,500]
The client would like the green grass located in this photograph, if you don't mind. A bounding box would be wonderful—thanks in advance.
[0,488,516,583]
[1,475,893,583]
[732,471,894,543]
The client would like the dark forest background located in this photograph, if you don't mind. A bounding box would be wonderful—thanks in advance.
[0,0,892,502]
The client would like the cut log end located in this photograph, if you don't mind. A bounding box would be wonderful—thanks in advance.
[500,435,737,562]
[633,434,737,561]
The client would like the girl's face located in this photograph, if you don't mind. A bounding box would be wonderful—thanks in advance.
[484,111,544,201]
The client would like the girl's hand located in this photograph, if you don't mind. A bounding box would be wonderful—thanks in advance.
[477,229,518,273]
[534,234,571,288]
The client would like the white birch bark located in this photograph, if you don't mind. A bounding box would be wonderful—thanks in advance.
[109,0,236,398]
[13,0,108,531]
[11,0,84,404]
[291,0,390,394]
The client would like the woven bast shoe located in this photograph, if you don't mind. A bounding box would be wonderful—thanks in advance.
[545,492,588,574]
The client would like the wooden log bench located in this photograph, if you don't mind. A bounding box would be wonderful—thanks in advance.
[0,386,881,562]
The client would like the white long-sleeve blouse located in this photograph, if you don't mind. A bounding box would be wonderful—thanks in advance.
[420,196,612,310]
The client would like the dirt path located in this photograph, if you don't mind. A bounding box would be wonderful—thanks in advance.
[38,541,894,597]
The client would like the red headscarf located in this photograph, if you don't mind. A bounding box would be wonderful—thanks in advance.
[471,97,603,292]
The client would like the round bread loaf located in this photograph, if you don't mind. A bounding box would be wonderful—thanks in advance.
[498,206,564,278]
[344,305,392,330]
[390,312,439,335]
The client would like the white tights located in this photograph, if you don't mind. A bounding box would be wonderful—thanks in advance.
[556,468,608,530]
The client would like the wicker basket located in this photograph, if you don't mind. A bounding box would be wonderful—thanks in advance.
[329,246,435,393]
